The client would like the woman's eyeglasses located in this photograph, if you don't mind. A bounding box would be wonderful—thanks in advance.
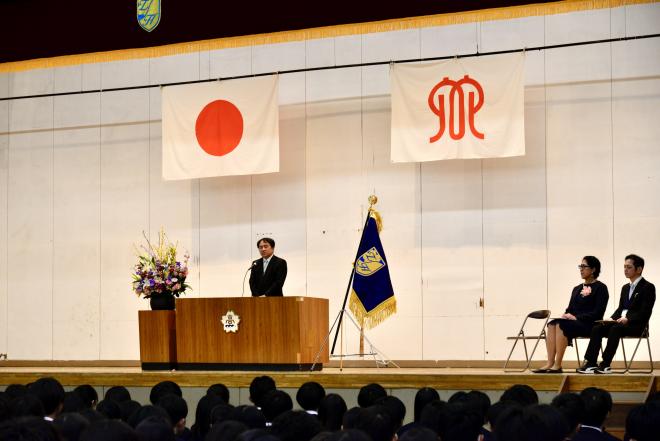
[577,265,591,269]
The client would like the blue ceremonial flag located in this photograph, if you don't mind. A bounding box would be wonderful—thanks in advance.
[348,213,396,329]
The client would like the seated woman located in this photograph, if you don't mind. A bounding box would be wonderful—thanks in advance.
[533,256,609,373]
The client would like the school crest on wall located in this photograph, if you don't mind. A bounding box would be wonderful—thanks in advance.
[137,0,161,32]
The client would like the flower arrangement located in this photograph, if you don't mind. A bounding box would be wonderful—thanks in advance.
[580,285,592,297]
[132,229,190,299]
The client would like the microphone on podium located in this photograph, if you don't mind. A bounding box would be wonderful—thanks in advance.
[241,261,257,297]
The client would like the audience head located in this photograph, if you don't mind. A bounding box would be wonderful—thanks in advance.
[54,412,91,441]
[414,387,440,423]
[10,393,45,418]
[192,393,226,439]
[157,393,188,434]
[354,405,397,441]
[228,405,266,429]
[73,385,98,409]
[500,384,538,406]
[357,383,387,408]
[466,390,491,423]
[135,416,175,441]
[210,401,235,426]
[249,376,276,408]
[487,400,520,432]
[448,390,491,426]
[104,386,131,403]
[342,406,362,430]
[297,381,326,411]
[5,384,29,400]
[207,383,230,403]
[28,377,65,418]
[494,404,570,441]
[96,399,121,420]
[625,401,660,441]
[436,403,483,441]
[582,256,602,278]
[149,380,182,404]
[119,400,142,423]
[375,395,406,430]
[62,391,87,413]
[261,389,293,422]
[127,404,170,429]
[580,387,612,427]
[80,419,139,441]
[270,409,323,441]
[551,392,585,436]
[448,391,467,404]
[419,400,447,434]
[318,393,347,431]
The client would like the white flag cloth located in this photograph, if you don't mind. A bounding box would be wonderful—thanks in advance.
[162,75,279,180]
[391,53,525,162]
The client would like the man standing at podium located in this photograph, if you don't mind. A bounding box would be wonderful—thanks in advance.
[250,237,287,297]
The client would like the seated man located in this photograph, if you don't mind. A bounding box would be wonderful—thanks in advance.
[249,237,287,297]
[578,254,655,374]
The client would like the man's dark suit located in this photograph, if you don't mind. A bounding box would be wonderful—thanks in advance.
[249,255,287,296]
[584,277,656,366]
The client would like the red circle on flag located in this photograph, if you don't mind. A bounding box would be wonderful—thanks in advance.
[195,100,244,156]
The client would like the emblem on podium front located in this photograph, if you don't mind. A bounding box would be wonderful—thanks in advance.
[221,310,240,333]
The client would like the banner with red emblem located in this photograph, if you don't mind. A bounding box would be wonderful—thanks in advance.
[391,53,525,162]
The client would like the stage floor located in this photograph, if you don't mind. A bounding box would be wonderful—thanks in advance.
[0,365,656,394]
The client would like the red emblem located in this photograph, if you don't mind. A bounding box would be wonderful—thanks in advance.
[428,75,485,142]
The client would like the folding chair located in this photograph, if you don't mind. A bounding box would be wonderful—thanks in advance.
[574,324,653,373]
[504,309,551,372]
[619,324,653,374]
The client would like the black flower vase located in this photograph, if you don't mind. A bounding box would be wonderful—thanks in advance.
[150,294,176,311]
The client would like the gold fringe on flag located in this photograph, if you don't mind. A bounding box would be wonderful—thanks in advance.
[2,0,653,73]
[349,289,397,330]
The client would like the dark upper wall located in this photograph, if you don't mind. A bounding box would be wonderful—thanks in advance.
[0,0,557,63]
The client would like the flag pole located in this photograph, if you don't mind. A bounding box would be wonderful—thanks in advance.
[330,195,377,356]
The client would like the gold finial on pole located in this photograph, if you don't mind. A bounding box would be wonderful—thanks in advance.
[367,195,382,232]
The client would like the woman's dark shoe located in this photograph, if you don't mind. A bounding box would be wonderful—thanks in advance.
[547,368,563,373]
[531,368,550,373]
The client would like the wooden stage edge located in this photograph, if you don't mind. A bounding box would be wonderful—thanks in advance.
[0,361,656,395]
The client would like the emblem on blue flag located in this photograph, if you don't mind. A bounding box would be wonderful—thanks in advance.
[137,0,161,32]
[348,205,396,329]
[355,247,386,276]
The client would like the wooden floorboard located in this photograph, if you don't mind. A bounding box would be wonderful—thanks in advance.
[0,366,655,392]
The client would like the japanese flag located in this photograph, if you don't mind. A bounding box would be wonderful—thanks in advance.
[162,75,279,180]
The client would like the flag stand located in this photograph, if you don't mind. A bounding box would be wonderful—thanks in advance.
[310,300,399,371]
[310,196,399,371]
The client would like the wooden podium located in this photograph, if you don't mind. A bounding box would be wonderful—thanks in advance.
[138,310,177,370]
[138,296,329,370]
